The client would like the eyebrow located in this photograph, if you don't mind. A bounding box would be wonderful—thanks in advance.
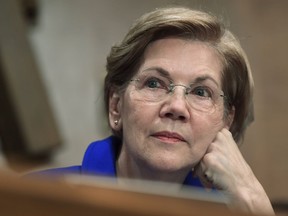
[141,66,220,87]
[193,75,220,88]
[142,67,171,79]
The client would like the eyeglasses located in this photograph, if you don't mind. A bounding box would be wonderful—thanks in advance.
[130,72,225,113]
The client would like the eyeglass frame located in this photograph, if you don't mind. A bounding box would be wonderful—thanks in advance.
[129,76,227,113]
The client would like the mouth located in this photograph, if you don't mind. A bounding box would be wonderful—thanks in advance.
[151,131,186,143]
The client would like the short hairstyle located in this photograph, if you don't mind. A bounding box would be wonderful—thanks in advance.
[105,7,254,143]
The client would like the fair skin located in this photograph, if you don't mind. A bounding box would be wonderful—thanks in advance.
[109,38,274,215]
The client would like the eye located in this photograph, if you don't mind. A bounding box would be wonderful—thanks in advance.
[143,77,166,89]
[191,86,212,98]
[146,78,159,88]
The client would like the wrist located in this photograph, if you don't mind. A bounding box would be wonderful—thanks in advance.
[228,180,275,215]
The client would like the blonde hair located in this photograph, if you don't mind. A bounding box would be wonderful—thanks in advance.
[105,7,254,143]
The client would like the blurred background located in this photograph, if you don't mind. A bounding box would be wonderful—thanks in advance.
[0,0,287,207]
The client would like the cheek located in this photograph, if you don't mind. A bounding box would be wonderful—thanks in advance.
[120,93,160,159]
[191,110,225,143]
[122,89,160,122]
[186,111,225,164]
[121,92,153,137]
[201,105,226,128]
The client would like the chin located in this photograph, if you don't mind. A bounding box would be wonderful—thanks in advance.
[145,155,192,173]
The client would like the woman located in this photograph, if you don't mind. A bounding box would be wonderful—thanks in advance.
[36,7,274,215]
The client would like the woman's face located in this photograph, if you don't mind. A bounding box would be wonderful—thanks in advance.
[110,38,230,175]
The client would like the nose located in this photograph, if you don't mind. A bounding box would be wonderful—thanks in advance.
[159,87,190,122]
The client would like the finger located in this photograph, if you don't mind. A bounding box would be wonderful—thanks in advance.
[194,162,214,189]
[200,173,214,189]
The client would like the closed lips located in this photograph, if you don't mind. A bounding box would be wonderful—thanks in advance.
[152,131,186,142]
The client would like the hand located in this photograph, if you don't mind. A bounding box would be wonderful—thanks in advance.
[194,128,275,215]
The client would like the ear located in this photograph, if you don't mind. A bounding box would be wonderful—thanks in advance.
[109,91,122,131]
[224,106,235,130]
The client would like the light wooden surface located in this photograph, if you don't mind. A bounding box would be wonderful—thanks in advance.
[0,171,254,216]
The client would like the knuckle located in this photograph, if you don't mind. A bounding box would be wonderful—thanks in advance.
[203,153,214,164]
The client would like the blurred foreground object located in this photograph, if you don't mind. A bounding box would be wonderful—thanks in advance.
[0,0,61,170]
[0,170,268,216]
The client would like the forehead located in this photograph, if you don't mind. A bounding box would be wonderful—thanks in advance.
[139,38,223,84]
